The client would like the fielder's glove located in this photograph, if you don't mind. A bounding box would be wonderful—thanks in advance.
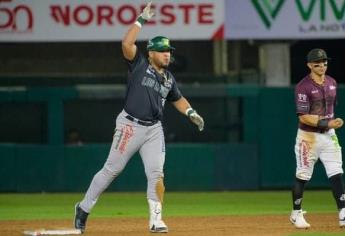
[186,108,204,132]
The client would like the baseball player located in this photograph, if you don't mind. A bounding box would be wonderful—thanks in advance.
[290,48,345,228]
[73,2,204,233]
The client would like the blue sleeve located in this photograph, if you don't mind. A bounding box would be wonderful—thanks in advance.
[125,50,145,72]
[167,76,182,102]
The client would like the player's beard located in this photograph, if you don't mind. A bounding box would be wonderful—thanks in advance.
[160,63,169,69]
[149,55,170,70]
[158,59,170,69]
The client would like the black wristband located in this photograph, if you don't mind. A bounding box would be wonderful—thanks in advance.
[317,119,329,129]
[136,15,146,26]
[186,108,195,117]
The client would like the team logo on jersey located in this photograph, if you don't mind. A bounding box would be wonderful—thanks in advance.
[329,85,336,90]
[311,90,318,94]
[161,74,173,99]
[298,93,307,102]
[141,69,174,99]
[159,86,170,98]
[146,66,156,77]
[163,77,172,88]
[161,98,166,107]
[142,76,158,90]
[160,71,173,88]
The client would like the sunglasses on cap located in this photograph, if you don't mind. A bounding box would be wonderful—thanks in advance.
[312,61,328,68]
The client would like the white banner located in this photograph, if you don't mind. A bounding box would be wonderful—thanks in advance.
[226,0,345,39]
[0,0,224,42]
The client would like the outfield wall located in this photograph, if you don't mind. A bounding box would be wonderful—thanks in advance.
[0,142,335,192]
[0,143,259,192]
[1,85,345,191]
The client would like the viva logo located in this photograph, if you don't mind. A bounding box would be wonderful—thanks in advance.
[251,0,285,28]
[252,0,345,29]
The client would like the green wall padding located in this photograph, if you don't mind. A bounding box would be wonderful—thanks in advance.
[1,86,345,191]
[0,144,258,192]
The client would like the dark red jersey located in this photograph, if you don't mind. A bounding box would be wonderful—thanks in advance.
[295,74,337,132]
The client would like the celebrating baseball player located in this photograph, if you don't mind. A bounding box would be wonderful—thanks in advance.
[290,48,345,228]
[73,1,204,234]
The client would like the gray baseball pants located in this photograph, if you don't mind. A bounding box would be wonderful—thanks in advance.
[79,110,165,213]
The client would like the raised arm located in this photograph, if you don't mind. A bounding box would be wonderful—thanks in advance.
[122,2,154,60]
[122,25,140,61]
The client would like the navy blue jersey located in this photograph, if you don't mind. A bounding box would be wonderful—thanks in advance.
[123,50,182,121]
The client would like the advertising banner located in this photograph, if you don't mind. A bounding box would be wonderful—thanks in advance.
[226,0,345,39]
[0,0,224,42]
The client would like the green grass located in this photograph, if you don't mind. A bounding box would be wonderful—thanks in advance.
[0,190,337,220]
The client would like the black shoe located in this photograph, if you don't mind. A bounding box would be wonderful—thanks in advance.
[74,203,89,233]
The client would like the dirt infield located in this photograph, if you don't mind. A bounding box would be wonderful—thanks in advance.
[1,214,344,236]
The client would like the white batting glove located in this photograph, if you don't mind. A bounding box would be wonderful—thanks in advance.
[141,1,155,20]
[136,1,154,27]
[186,108,204,132]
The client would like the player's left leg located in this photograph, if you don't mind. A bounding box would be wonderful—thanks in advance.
[319,130,345,227]
[139,122,168,233]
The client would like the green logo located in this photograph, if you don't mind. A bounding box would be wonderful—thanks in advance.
[252,0,345,26]
[296,0,345,22]
[251,0,285,28]
[162,38,170,47]
[331,134,341,150]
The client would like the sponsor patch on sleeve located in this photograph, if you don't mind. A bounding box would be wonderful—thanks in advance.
[297,93,307,102]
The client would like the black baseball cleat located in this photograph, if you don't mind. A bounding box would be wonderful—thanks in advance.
[74,203,89,233]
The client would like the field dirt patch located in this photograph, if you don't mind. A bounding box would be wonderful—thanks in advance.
[1,214,344,236]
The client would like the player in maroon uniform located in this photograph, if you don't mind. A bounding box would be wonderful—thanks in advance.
[290,48,345,228]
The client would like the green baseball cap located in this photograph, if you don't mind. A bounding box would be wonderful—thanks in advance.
[307,48,331,62]
[147,36,175,52]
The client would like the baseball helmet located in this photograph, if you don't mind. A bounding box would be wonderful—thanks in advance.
[147,36,175,52]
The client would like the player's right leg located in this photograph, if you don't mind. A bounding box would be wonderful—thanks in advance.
[290,129,318,229]
[74,112,145,232]
[290,178,311,229]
